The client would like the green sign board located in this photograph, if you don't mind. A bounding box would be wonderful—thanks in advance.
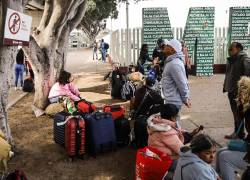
[183,7,215,76]
[142,8,173,56]
[228,7,250,51]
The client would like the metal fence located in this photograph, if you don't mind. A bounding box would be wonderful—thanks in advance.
[110,27,249,66]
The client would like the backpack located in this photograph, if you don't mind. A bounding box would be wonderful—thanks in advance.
[22,78,34,92]
[76,99,96,114]
[5,169,28,180]
[104,43,109,50]
[121,81,136,100]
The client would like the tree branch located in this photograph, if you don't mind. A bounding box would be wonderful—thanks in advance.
[37,0,52,33]
[22,36,45,73]
[68,0,87,32]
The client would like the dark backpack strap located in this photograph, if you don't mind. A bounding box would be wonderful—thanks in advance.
[181,162,195,180]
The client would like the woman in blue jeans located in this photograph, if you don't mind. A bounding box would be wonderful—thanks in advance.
[15,49,25,90]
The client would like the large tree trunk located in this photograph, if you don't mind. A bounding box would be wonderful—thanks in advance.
[23,0,87,110]
[0,47,17,144]
[0,0,27,143]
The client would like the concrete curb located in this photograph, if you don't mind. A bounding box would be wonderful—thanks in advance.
[7,92,28,110]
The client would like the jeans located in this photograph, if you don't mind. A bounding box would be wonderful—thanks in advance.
[101,49,106,62]
[216,148,248,180]
[228,92,245,138]
[15,64,24,87]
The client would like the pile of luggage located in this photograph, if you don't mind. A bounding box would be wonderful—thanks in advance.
[53,102,131,158]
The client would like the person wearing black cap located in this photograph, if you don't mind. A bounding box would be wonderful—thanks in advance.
[133,76,163,117]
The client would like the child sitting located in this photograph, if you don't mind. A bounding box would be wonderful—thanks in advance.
[48,70,81,103]
[147,104,184,160]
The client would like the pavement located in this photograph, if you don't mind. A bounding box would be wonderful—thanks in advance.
[7,48,233,147]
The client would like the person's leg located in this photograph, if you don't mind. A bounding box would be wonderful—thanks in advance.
[19,65,24,87]
[14,65,19,88]
[216,148,247,180]
[176,106,182,128]
[226,92,245,139]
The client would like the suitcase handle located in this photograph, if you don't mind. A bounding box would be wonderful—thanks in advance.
[57,115,81,126]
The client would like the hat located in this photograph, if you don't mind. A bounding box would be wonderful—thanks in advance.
[163,39,182,53]
[145,76,156,87]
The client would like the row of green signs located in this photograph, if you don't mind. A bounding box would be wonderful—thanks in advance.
[142,7,250,76]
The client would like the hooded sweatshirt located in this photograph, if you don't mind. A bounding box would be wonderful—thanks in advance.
[147,114,184,159]
[173,150,218,180]
[161,52,189,108]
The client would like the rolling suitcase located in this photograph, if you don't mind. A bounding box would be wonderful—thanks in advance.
[115,116,131,146]
[103,105,125,120]
[53,111,70,146]
[65,116,86,157]
[85,112,116,156]
[134,115,148,148]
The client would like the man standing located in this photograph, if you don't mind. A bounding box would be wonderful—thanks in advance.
[161,39,191,127]
[100,39,108,62]
[223,42,250,139]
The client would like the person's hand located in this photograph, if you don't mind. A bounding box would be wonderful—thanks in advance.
[184,98,191,108]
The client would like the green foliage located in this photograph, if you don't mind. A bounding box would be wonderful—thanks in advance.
[80,0,119,40]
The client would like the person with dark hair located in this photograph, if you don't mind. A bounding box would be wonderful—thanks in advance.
[48,70,81,103]
[147,104,184,159]
[152,38,164,62]
[223,42,250,139]
[137,44,151,74]
[133,76,163,117]
[15,48,25,90]
[173,134,219,180]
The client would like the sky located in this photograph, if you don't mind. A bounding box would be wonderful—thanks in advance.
[106,0,250,30]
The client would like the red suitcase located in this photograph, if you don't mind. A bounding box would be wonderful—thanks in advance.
[65,116,85,157]
[103,105,125,120]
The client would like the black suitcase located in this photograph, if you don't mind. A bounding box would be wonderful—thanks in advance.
[54,111,70,146]
[134,115,148,148]
[115,116,131,146]
[111,70,125,99]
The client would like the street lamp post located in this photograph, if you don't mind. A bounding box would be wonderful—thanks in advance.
[125,0,129,66]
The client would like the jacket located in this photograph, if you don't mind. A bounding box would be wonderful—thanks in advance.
[48,82,81,101]
[161,52,189,107]
[134,86,163,117]
[147,114,184,159]
[223,51,250,95]
[173,150,218,180]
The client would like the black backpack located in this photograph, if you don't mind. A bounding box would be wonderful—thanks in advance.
[5,169,28,180]
[22,78,34,92]
[104,43,109,50]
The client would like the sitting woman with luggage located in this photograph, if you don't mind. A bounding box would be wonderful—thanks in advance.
[173,134,220,180]
[48,70,81,103]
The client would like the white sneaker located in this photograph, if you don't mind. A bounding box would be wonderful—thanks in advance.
[14,87,17,91]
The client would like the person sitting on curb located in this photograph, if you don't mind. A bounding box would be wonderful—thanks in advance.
[132,76,163,118]
[173,134,220,180]
[48,70,81,104]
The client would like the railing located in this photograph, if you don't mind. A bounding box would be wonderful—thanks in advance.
[110,27,249,66]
